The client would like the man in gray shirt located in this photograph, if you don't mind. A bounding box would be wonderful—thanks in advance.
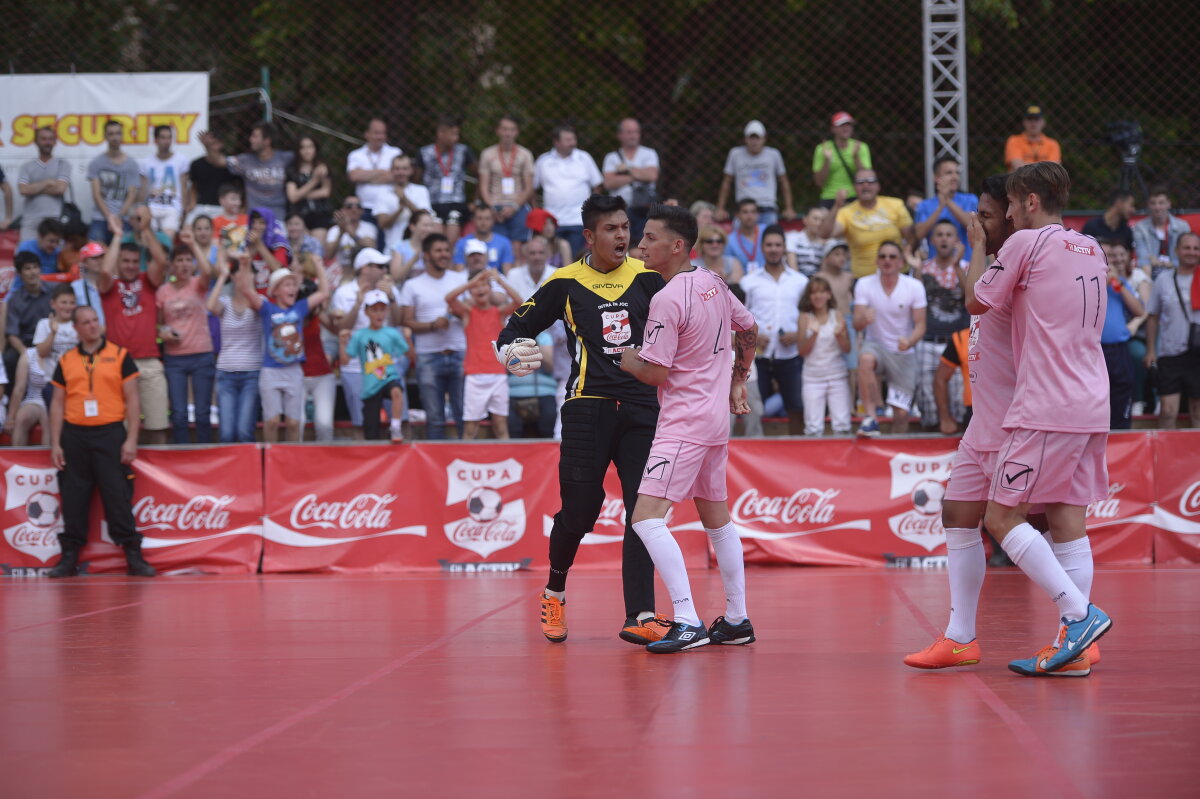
[18,127,71,242]
[716,120,795,226]
[200,122,293,220]
[86,120,141,242]
[1144,231,1200,428]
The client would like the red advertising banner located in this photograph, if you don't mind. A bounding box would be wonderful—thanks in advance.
[260,442,708,573]
[0,445,262,575]
[728,433,1156,567]
[1150,430,1200,563]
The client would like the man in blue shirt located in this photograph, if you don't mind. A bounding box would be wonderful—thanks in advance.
[913,156,978,260]
[1099,240,1144,429]
[15,218,63,274]
[452,204,513,272]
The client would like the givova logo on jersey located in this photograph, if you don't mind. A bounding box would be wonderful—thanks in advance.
[444,458,525,557]
[3,464,63,563]
[887,452,955,552]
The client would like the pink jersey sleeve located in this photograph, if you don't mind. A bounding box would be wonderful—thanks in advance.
[639,288,682,368]
[729,291,755,332]
[975,229,1035,310]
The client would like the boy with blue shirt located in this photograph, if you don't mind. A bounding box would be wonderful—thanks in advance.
[235,262,330,442]
[339,289,409,442]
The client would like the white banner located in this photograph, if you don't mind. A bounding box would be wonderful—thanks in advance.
[0,72,209,226]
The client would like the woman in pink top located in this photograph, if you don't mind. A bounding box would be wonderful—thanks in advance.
[156,243,214,443]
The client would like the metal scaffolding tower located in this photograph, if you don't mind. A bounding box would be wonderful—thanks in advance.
[923,0,968,195]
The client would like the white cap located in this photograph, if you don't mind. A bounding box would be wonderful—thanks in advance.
[267,268,298,295]
[744,120,766,138]
[362,289,390,307]
[464,239,488,257]
[353,247,389,271]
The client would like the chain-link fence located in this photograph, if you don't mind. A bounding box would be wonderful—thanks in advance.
[5,0,1198,210]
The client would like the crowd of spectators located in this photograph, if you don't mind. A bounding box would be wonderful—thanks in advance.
[0,103,1195,444]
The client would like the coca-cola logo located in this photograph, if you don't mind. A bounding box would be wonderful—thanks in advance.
[447,517,523,557]
[444,458,526,557]
[290,493,397,531]
[134,495,235,531]
[4,523,61,563]
[1086,483,1124,520]
[731,488,839,526]
[1181,481,1200,518]
[888,510,946,553]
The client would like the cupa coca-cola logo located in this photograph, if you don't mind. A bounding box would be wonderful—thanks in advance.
[1181,481,1200,518]
[290,493,397,530]
[444,458,526,557]
[731,488,839,526]
[134,495,235,531]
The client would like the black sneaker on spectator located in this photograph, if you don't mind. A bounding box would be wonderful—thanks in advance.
[708,615,756,645]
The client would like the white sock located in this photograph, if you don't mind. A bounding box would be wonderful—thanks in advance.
[943,527,985,643]
[1000,522,1089,622]
[1050,537,1094,645]
[543,588,565,601]
[390,418,402,433]
[632,518,700,626]
[705,522,747,623]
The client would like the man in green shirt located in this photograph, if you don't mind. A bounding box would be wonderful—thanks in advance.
[812,111,871,208]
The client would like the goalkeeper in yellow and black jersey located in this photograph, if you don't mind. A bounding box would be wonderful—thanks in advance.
[495,195,670,646]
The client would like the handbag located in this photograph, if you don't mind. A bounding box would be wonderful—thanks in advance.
[58,181,83,229]
[1170,273,1200,352]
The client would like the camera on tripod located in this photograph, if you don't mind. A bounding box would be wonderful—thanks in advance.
[1106,121,1143,165]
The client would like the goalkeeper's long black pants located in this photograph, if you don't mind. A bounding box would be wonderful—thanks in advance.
[546,397,659,618]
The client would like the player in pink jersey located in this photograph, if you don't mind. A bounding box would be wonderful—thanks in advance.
[905,175,1105,675]
[619,204,759,654]
[968,163,1112,675]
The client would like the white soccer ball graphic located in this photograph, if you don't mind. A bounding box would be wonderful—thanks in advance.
[911,480,945,516]
[466,487,504,522]
[26,491,61,528]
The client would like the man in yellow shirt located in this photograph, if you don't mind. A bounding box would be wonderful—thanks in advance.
[1004,106,1062,171]
[818,169,913,278]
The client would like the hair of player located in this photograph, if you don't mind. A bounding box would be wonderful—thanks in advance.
[422,232,450,254]
[37,217,64,238]
[761,224,786,246]
[736,197,759,212]
[1006,162,1070,215]
[72,305,100,324]
[980,174,1009,205]
[645,203,698,250]
[14,251,41,271]
[153,124,172,139]
[50,283,76,301]
[933,155,959,173]
[581,194,628,232]
[799,274,838,313]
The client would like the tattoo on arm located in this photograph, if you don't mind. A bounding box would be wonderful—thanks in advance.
[732,328,756,382]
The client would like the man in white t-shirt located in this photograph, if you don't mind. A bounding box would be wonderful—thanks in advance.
[506,235,555,301]
[534,125,602,259]
[140,125,191,238]
[399,233,468,439]
[853,241,927,436]
[602,118,660,245]
[332,247,404,437]
[374,154,431,254]
[324,196,377,271]
[346,118,403,215]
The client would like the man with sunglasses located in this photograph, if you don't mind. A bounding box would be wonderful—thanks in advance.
[818,169,913,279]
[324,196,378,272]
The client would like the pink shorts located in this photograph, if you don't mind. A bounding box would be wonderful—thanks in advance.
[638,439,729,503]
[989,429,1109,508]
[945,441,997,503]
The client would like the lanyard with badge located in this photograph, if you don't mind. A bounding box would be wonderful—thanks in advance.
[735,231,759,271]
[436,146,455,196]
[498,147,517,197]
[82,350,100,418]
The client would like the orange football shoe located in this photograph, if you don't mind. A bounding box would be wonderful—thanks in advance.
[619,613,673,645]
[540,593,567,643]
[903,635,981,669]
[1085,642,1101,665]
[1008,644,1091,677]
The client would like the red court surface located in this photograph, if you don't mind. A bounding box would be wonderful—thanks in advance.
[3,567,1197,798]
